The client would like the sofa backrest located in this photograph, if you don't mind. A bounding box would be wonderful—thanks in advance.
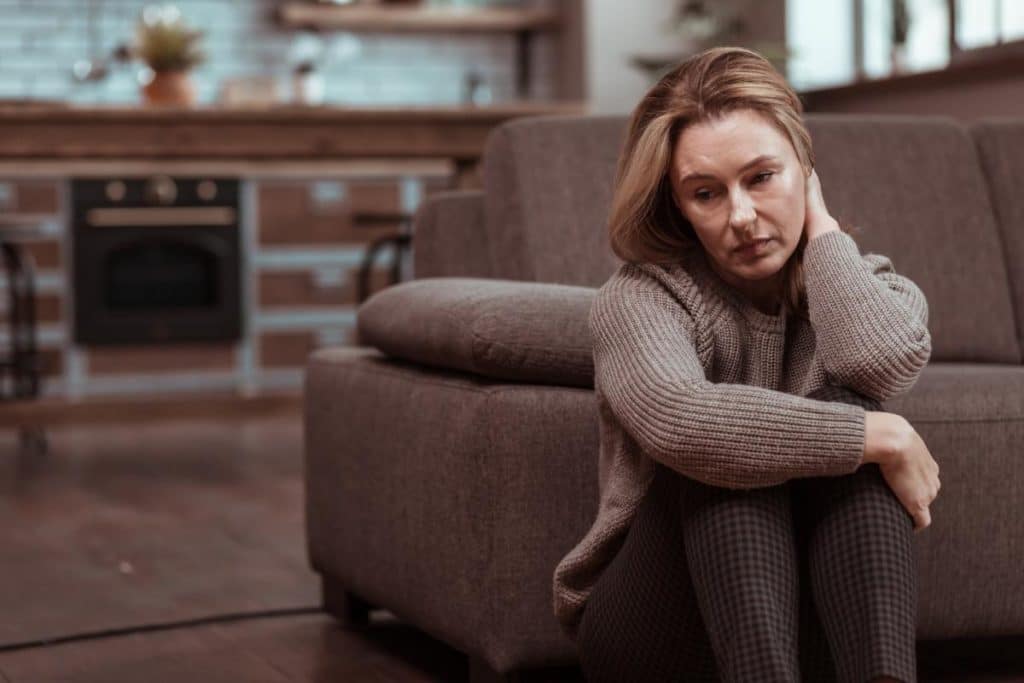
[481,114,627,287]
[969,119,1024,357]
[476,113,1021,364]
[806,115,1020,364]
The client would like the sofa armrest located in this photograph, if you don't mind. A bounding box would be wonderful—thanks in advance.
[412,191,494,279]
[357,277,595,387]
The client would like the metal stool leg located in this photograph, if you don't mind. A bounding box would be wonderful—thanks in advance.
[4,242,40,398]
[356,227,414,305]
[356,234,398,305]
[388,233,412,287]
[1,240,47,457]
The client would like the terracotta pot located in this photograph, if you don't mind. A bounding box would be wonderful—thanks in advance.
[142,70,197,107]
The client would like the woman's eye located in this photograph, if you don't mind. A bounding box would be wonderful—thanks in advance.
[693,173,772,201]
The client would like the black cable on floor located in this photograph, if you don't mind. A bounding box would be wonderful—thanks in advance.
[0,605,324,653]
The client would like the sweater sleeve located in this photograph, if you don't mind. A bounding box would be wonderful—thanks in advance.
[803,230,932,403]
[591,264,868,490]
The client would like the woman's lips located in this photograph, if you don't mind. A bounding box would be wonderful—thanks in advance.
[735,237,772,256]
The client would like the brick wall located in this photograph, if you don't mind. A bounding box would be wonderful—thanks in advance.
[0,0,557,105]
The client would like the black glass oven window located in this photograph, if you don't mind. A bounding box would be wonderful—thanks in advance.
[104,241,218,310]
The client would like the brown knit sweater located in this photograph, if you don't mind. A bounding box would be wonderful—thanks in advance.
[552,229,931,641]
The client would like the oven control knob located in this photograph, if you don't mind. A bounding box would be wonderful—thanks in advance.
[197,179,218,202]
[146,175,177,205]
[105,180,126,202]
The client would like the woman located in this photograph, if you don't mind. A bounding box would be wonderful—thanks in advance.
[551,47,940,683]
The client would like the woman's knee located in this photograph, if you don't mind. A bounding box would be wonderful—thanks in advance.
[793,379,911,531]
[797,460,915,547]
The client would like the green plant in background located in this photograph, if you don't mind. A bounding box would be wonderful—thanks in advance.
[134,4,205,73]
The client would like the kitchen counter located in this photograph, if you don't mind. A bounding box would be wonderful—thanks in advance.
[0,102,588,161]
[0,101,592,398]
[0,158,458,179]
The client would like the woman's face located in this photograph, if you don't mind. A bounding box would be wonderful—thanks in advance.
[669,108,807,300]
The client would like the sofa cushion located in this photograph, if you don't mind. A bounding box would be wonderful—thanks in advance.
[969,120,1024,354]
[806,115,1021,364]
[884,362,1024,421]
[482,115,628,287]
[357,278,596,387]
[412,190,493,279]
[882,361,1024,639]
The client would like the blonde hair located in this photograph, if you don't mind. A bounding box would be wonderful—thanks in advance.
[607,46,852,319]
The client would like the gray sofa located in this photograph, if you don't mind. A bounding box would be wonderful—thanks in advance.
[304,114,1024,681]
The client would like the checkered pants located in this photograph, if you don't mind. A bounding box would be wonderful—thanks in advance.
[577,385,918,683]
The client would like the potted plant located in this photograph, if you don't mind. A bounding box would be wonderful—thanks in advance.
[134,5,205,106]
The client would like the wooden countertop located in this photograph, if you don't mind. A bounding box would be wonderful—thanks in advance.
[0,158,458,179]
[0,101,586,123]
[0,101,588,160]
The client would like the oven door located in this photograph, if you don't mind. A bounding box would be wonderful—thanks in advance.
[72,204,242,346]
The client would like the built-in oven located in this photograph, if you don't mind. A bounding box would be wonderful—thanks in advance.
[71,176,242,345]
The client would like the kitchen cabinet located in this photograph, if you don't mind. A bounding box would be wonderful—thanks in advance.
[0,162,453,398]
[0,103,583,399]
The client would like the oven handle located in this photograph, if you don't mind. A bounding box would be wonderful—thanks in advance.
[85,207,237,227]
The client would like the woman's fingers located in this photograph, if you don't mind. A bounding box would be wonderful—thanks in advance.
[914,507,931,533]
[877,437,939,534]
[918,470,940,531]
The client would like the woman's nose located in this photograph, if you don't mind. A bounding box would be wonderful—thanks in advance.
[728,193,756,231]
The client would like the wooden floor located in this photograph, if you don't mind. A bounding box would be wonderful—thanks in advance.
[0,408,472,682]
[0,405,1022,682]
[0,611,478,682]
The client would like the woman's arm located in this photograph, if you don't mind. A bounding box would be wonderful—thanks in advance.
[802,230,932,403]
[593,263,870,490]
[801,173,931,402]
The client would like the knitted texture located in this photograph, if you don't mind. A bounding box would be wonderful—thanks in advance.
[552,229,931,641]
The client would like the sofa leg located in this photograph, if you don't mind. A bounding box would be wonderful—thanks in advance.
[321,576,372,629]
[468,656,583,683]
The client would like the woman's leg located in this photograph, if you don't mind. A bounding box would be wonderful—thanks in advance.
[579,384,917,683]
[678,462,803,682]
[577,462,719,683]
[794,384,919,683]
[794,514,839,682]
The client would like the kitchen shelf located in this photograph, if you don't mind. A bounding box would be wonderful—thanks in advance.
[275,2,564,98]
[275,3,560,34]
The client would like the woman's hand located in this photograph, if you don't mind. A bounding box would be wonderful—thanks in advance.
[804,168,841,242]
[864,411,942,533]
